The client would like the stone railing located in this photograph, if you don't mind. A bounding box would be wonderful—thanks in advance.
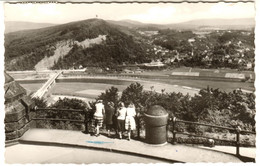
[5,96,35,143]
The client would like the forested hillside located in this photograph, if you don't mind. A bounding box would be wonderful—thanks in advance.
[4,18,255,71]
[4,19,151,71]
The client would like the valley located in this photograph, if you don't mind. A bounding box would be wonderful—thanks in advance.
[4,18,254,72]
[3,3,256,163]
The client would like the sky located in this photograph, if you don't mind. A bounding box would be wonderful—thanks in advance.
[3,2,256,24]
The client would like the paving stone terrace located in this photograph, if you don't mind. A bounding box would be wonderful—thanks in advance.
[8,128,256,163]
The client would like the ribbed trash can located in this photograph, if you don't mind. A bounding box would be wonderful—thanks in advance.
[144,105,169,145]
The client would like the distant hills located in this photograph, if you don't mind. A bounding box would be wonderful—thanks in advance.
[170,18,255,30]
[178,18,255,26]
[5,18,254,34]
[5,21,57,33]
[109,18,255,30]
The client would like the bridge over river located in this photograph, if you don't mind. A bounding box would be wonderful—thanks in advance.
[31,71,62,98]
[5,129,255,163]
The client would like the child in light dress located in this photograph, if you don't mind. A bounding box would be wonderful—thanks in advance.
[125,102,136,141]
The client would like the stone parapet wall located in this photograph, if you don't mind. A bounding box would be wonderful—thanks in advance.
[4,72,36,142]
[5,117,28,132]
[5,122,31,140]
[4,98,35,141]
[5,110,35,141]
[5,103,26,123]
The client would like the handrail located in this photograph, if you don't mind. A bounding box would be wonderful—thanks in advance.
[240,130,256,135]
[176,119,235,131]
[35,108,85,113]
[171,117,255,157]
[33,107,89,133]
[175,119,256,135]
[175,132,236,143]
[32,117,84,123]
[32,107,255,158]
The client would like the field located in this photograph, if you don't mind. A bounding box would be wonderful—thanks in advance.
[132,68,254,92]
[18,70,254,101]
[20,83,44,94]
[154,79,254,92]
[8,72,50,80]
[50,80,199,99]
[13,66,254,105]
[140,67,254,76]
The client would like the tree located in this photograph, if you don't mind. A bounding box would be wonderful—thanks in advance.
[97,86,119,108]
[32,97,47,108]
[120,82,145,108]
[51,97,88,110]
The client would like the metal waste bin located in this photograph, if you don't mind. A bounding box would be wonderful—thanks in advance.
[144,105,169,145]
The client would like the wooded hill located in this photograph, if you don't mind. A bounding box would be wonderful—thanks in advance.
[4,18,255,71]
[4,19,152,71]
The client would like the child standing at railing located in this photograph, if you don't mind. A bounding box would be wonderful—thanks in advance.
[105,101,115,137]
[125,102,136,141]
[116,102,126,139]
[94,100,105,137]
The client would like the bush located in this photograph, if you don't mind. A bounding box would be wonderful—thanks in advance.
[121,82,145,108]
[32,97,47,108]
[34,82,255,140]
[97,86,120,108]
[50,97,88,110]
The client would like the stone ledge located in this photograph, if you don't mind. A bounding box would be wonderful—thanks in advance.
[5,122,31,141]
[5,116,28,132]
[5,107,26,123]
